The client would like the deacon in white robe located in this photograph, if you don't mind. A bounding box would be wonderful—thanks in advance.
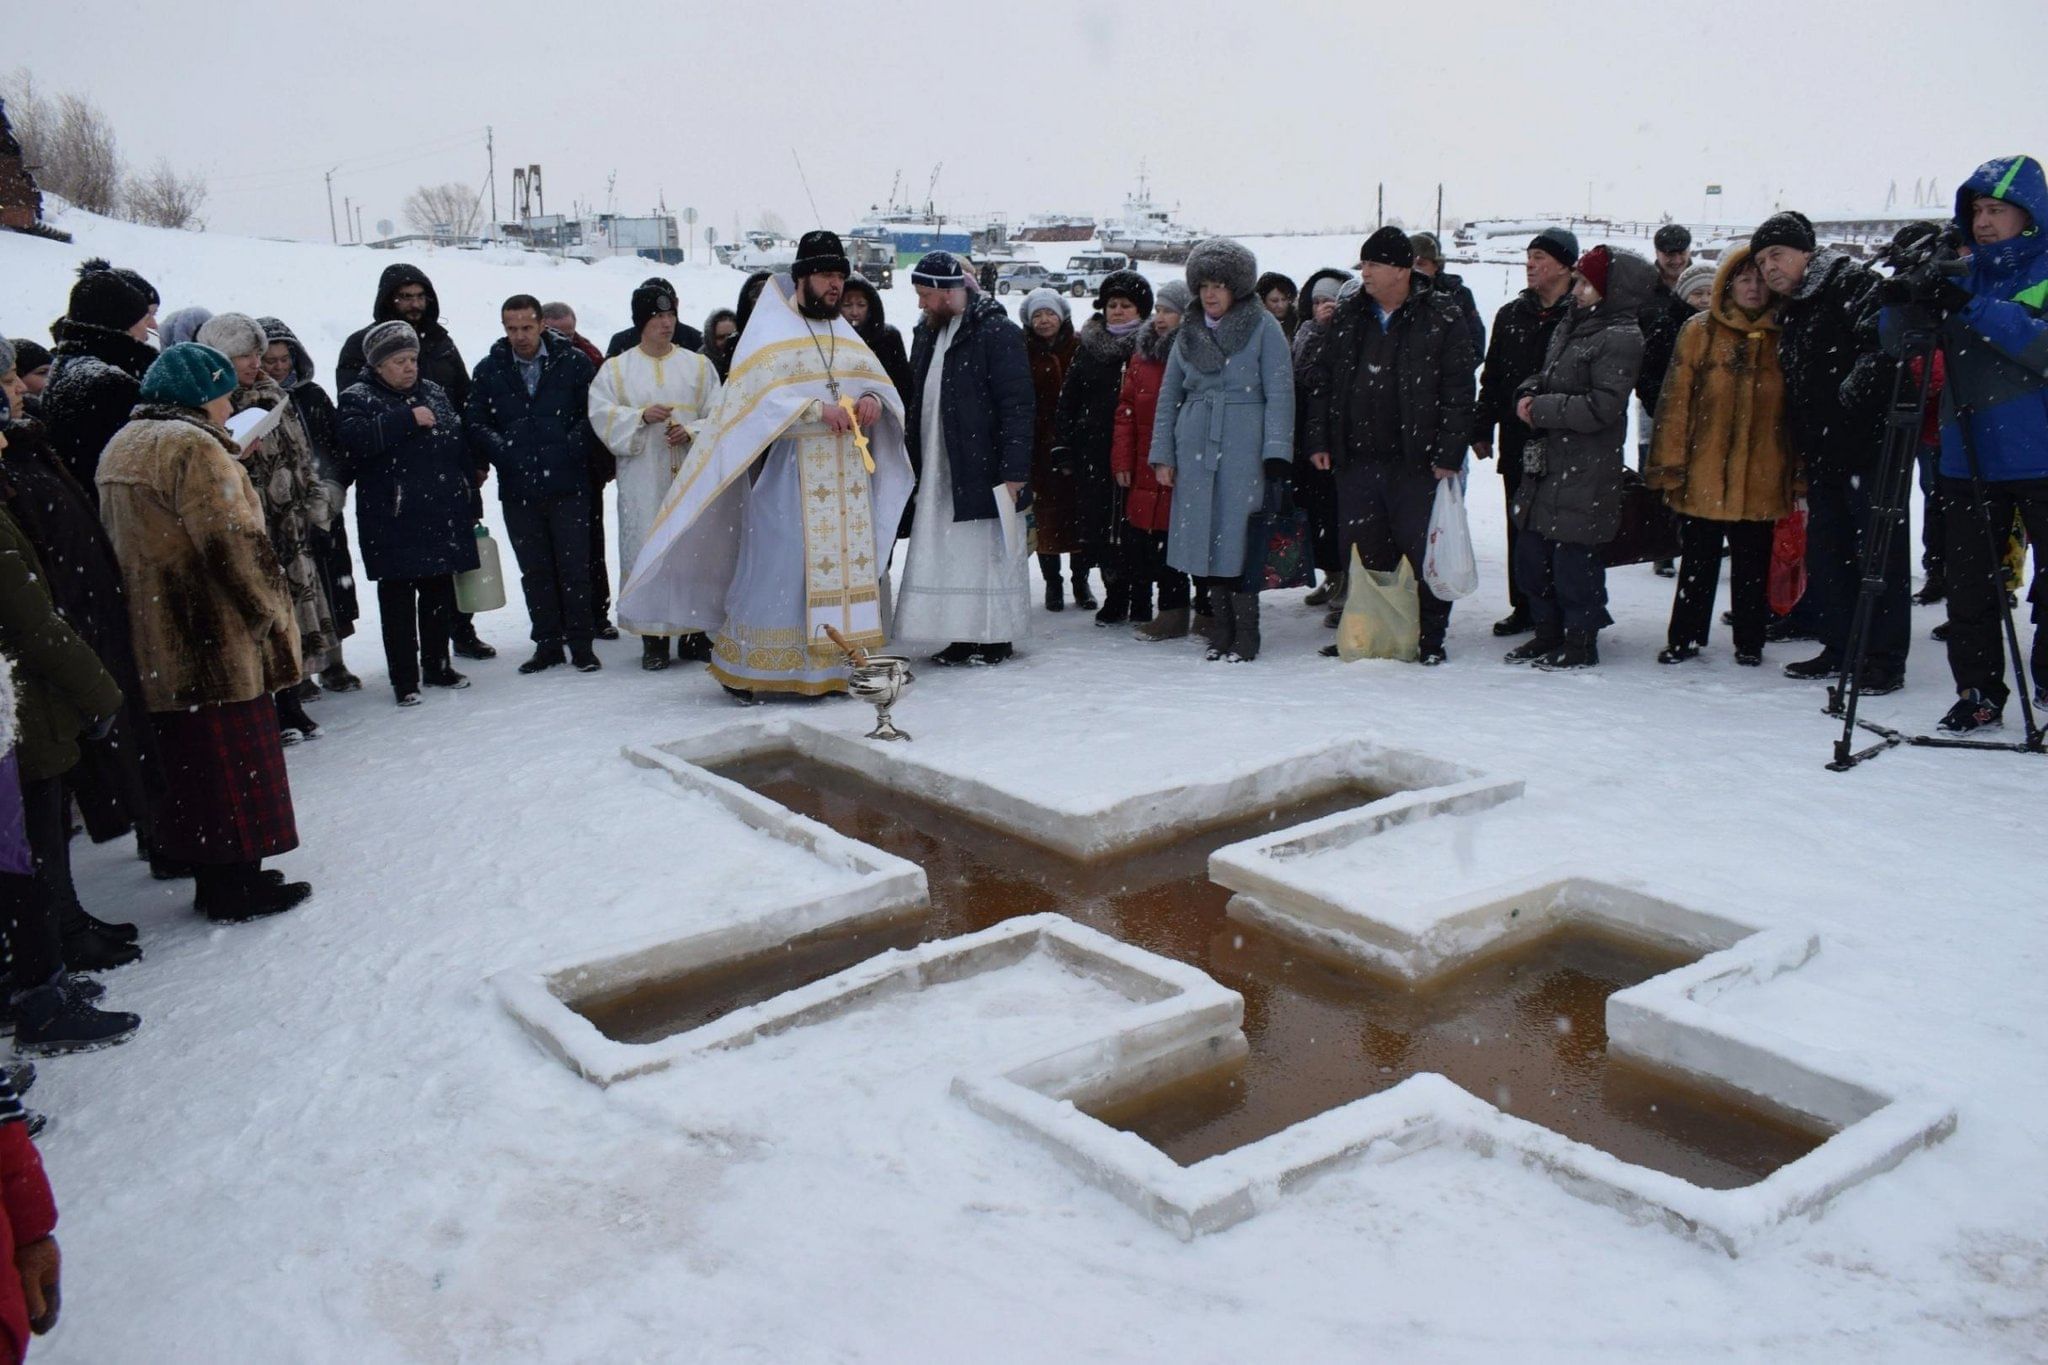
[587,285,722,662]
[893,255,1034,663]
[617,233,913,699]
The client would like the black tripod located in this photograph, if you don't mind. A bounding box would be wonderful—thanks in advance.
[1825,303,2046,769]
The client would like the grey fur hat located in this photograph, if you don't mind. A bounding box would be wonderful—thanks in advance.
[1185,237,1257,299]
[0,338,14,379]
[195,311,268,360]
[156,306,213,349]
[1155,280,1193,315]
[362,319,420,371]
[1021,287,1068,324]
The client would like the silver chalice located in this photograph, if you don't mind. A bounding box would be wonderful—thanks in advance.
[847,655,914,741]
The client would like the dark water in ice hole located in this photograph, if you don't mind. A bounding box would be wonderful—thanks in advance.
[576,755,1826,1186]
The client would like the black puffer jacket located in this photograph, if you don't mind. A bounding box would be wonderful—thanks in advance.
[1776,250,1889,483]
[907,292,1034,523]
[1304,272,1476,472]
[1477,288,1573,455]
[1426,269,1487,358]
[464,336,597,502]
[41,318,159,498]
[1512,250,1653,545]
[335,264,473,410]
[337,375,481,581]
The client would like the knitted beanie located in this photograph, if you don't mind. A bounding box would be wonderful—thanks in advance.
[1750,211,1817,255]
[1529,227,1580,269]
[195,312,267,360]
[631,285,677,332]
[9,340,50,375]
[1021,287,1068,324]
[1155,280,1193,316]
[1310,275,1345,304]
[362,319,421,371]
[911,251,965,289]
[138,343,237,409]
[1576,246,1613,297]
[1356,226,1413,270]
[67,259,151,331]
[0,339,15,379]
[1674,261,1718,303]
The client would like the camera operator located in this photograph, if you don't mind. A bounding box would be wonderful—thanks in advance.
[1751,211,1908,692]
[1884,156,2048,734]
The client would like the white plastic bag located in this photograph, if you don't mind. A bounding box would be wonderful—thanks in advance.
[1336,547,1421,662]
[1422,478,1479,601]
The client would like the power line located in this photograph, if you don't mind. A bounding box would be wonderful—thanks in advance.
[207,127,487,186]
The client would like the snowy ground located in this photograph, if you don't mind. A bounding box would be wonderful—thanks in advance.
[3,210,2044,1363]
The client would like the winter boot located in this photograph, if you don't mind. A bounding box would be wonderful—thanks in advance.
[58,915,141,973]
[1656,643,1701,665]
[971,642,1014,666]
[1202,599,1237,661]
[570,642,603,673]
[641,636,673,672]
[1094,573,1129,626]
[292,677,323,703]
[318,663,363,693]
[722,684,760,706]
[11,978,139,1057]
[1136,608,1190,642]
[1782,650,1841,681]
[1225,593,1261,662]
[422,660,470,689]
[1304,574,1336,608]
[1071,566,1099,611]
[1503,629,1561,665]
[451,625,497,660]
[1535,631,1600,671]
[675,632,714,663]
[275,690,320,742]
[1913,569,1947,606]
[1492,607,1534,637]
[1937,689,2003,734]
[594,619,621,641]
[6,1063,34,1095]
[60,900,136,945]
[931,642,979,667]
[195,864,311,924]
[1043,579,1065,613]
[518,643,567,675]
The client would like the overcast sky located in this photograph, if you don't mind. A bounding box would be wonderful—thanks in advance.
[15,0,2048,245]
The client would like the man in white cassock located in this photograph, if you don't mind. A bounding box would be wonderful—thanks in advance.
[617,231,913,701]
[896,251,1035,666]
[587,283,722,670]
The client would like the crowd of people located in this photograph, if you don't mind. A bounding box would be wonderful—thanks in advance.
[0,157,2038,1192]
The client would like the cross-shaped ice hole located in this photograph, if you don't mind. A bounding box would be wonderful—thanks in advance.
[569,750,1824,1189]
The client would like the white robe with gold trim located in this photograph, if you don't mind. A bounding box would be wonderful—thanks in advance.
[617,277,913,694]
[588,344,721,635]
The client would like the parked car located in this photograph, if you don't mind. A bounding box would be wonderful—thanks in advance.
[1046,251,1133,298]
[850,235,895,289]
[993,261,1051,295]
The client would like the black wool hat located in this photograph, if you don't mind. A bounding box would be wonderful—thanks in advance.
[631,285,678,331]
[1750,211,1817,255]
[1095,269,1153,317]
[67,259,151,331]
[9,339,50,374]
[1357,226,1414,270]
[1653,223,1692,253]
[1529,226,1580,269]
[791,230,850,279]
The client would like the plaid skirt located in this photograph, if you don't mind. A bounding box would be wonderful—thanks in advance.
[150,697,299,864]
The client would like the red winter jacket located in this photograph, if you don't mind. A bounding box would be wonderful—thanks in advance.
[0,1123,55,1362]
[1111,351,1172,532]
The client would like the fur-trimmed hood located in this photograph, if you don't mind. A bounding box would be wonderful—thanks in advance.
[258,317,317,383]
[370,263,447,339]
[1076,314,1140,365]
[48,317,158,377]
[1706,245,1779,333]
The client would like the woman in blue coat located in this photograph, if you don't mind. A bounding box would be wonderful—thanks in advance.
[336,322,481,706]
[1149,238,1295,661]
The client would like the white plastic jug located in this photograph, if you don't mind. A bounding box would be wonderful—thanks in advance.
[453,525,507,614]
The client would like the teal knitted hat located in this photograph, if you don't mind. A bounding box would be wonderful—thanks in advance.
[139,343,238,409]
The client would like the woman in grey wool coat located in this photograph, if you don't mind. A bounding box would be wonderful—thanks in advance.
[1149,238,1295,661]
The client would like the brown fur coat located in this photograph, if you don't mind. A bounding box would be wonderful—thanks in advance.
[1645,245,1800,522]
[96,405,300,712]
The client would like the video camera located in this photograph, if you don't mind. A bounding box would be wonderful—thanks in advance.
[1877,222,1971,312]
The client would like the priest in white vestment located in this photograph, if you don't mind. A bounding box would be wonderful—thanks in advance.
[617,232,913,701]
[895,251,1034,666]
[588,284,722,669]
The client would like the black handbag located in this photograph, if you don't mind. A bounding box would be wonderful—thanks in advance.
[1600,467,1682,567]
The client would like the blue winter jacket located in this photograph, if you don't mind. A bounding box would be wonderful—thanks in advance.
[1929,154,2048,482]
[463,336,598,502]
[906,293,1035,523]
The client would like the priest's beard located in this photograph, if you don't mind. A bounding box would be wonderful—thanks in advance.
[796,282,840,321]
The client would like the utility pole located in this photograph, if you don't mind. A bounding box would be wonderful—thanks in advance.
[1435,183,1443,240]
[325,169,338,244]
[486,126,497,236]
[1377,183,1383,229]
[343,196,352,243]
[355,205,364,244]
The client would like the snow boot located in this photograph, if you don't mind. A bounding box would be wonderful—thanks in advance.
[1535,631,1600,671]
[1071,567,1099,611]
[59,918,140,974]
[318,663,363,693]
[931,642,979,666]
[195,865,311,924]
[1913,570,1947,606]
[1492,607,1533,637]
[1937,689,2003,734]
[570,642,603,673]
[60,901,136,945]
[675,632,714,663]
[1782,650,1841,681]
[1136,608,1190,642]
[971,642,1014,666]
[451,626,497,660]
[1094,574,1130,626]
[1657,643,1701,665]
[1225,593,1261,663]
[1503,630,1560,665]
[275,690,320,742]
[422,661,469,689]
[11,979,139,1057]
[292,677,322,703]
[641,636,673,672]
[1202,599,1236,661]
[518,643,566,674]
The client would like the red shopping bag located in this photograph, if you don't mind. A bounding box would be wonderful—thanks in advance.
[1769,507,1808,617]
